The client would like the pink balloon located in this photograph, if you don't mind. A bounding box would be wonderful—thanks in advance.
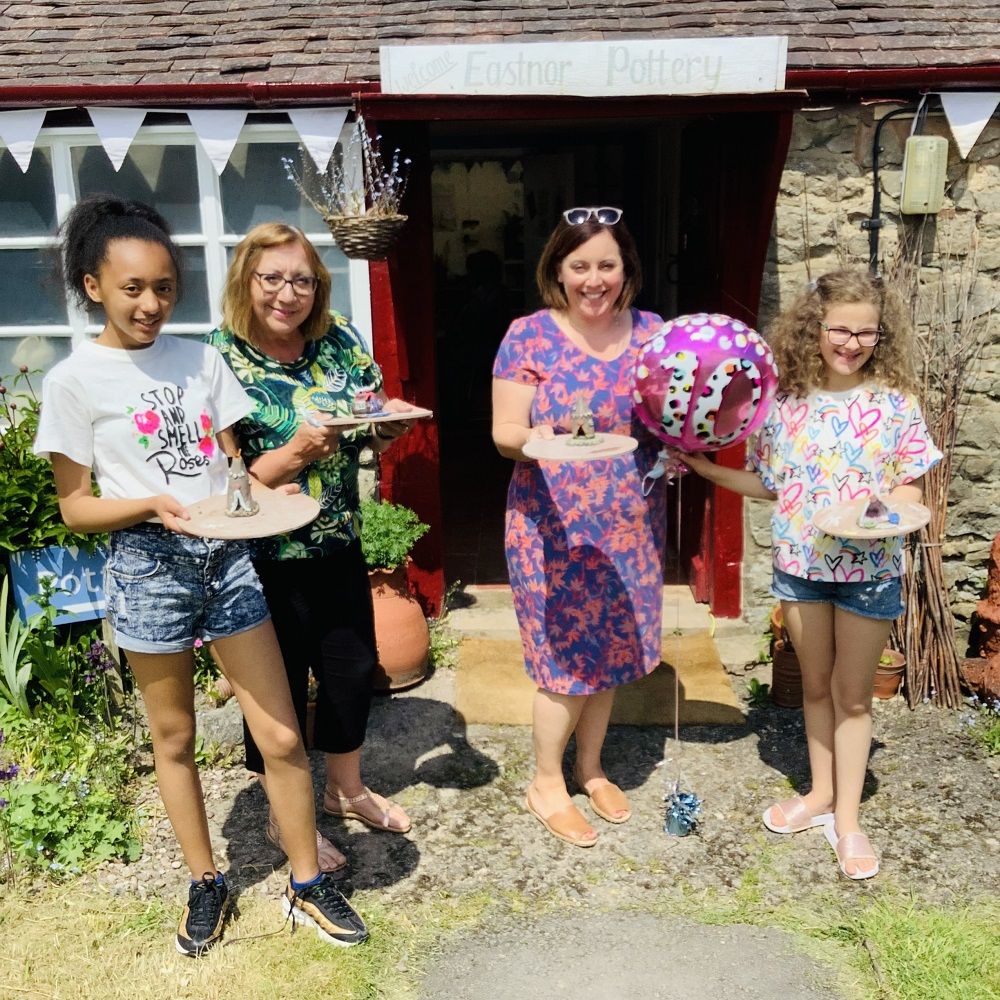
[632,313,778,452]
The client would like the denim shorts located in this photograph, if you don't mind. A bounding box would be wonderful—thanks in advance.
[104,524,270,654]
[771,567,904,621]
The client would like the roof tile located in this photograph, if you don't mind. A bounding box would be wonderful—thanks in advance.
[0,0,994,87]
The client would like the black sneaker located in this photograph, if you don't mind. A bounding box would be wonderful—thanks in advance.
[283,873,368,947]
[176,872,231,957]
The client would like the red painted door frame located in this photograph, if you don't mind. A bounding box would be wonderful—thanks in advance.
[361,95,798,617]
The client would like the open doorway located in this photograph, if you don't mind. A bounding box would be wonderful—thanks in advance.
[430,117,705,588]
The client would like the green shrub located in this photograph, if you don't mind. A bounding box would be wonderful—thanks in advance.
[359,499,429,572]
[0,369,95,555]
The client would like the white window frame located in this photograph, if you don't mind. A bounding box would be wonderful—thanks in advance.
[0,121,372,349]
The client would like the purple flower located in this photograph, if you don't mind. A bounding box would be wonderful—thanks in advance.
[0,762,18,781]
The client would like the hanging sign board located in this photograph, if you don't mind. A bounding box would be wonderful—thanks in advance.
[381,37,787,97]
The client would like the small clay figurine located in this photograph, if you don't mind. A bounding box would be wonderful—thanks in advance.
[226,452,259,517]
[351,389,384,417]
[857,495,899,530]
[569,394,597,444]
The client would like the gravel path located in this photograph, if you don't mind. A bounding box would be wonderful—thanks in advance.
[90,664,999,997]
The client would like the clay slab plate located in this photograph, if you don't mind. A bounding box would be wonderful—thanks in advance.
[812,497,931,540]
[184,489,321,540]
[522,433,638,462]
[317,406,433,428]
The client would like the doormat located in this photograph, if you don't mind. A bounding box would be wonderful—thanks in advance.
[455,631,744,726]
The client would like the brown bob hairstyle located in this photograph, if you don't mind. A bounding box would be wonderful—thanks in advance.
[535,215,642,313]
[221,222,333,344]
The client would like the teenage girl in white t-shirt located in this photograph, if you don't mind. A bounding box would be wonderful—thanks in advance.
[34,195,368,954]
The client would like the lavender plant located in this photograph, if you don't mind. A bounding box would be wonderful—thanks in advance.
[283,115,411,221]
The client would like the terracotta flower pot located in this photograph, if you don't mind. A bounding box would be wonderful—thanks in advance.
[770,638,803,709]
[369,565,430,691]
[770,604,792,656]
[873,648,906,700]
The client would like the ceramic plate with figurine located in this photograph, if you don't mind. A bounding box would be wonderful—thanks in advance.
[184,487,321,540]
[317,406,434,427]
[812,496,931,540]
[522,433,638,462]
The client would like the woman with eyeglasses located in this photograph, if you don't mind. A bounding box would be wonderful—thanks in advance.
[207,223,415,876]
[491,207,668,847]
[675,269,941,881]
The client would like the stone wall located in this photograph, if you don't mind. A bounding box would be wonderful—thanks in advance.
[743,102,1000,647]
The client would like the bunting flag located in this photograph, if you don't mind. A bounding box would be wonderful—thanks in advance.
[186,109,249,174]
[86,107,147,170]
[288,107,350,172]
[0,104,353,175]
[0,109,47,171]
[937,91,1000,159]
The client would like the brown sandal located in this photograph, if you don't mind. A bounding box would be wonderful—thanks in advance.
[264,817,348,875]
[525,788,598,848]
[323,787,412,834]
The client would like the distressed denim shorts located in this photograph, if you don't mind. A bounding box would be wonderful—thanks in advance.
[104,523,270,654]
[771,567,904,621]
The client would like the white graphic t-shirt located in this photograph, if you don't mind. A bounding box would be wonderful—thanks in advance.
[35,337,252,509]
[749,385,942,583]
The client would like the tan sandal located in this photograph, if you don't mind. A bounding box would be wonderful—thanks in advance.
[583,781,631,824]
[264,817,348,875]
[323,787,412,834]
[525,788,598,848]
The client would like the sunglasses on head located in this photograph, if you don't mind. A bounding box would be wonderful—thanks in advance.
[562,206,623,225]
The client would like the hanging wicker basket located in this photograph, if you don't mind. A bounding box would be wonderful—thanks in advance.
[324,214,407,260]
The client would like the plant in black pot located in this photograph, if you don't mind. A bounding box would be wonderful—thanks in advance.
[359,498,430,691]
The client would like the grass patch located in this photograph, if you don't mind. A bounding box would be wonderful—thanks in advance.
[0,883,494,1000]
[968,708,1000,756]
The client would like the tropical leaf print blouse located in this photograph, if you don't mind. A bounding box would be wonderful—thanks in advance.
[749,385,942,583]
[207,312,382,561]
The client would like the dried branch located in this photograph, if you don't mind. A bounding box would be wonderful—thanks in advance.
[884,221,993,707]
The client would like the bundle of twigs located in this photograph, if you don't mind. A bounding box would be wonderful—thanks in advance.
[886,226,992,707]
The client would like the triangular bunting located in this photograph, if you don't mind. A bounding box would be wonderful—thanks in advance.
[0,109,46,172]
[288,107,350,173]
[86,107,147,171]
[938,91,1000,159]
[186,109,248,174]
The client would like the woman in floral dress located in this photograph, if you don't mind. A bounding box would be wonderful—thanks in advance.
[492,208,667,847]
[208,223,415,874]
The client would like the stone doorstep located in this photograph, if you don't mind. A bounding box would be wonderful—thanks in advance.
[447,585,760,672]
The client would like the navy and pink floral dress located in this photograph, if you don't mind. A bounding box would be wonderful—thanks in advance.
[493,308,667,695]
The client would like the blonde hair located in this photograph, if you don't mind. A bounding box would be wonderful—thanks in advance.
[768,269,917,396]
[221,222,332,343]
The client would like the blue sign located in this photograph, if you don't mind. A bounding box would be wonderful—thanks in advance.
[8,544,107,625]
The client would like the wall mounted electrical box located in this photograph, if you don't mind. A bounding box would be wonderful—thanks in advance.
[899,135,949,214]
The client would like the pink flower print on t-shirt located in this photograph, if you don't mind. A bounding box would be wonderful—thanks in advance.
[198,411,216,456]
[133,410,160,435]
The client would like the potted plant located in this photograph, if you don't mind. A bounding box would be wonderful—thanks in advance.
[768,605,802,709]
[874,647,906,700]
[283,114,411,260]
[359,498,430,690]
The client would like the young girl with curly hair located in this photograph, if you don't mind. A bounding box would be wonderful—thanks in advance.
[677,269,941,880]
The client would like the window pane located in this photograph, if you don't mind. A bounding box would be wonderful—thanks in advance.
[0,148,57,236]
[318,246,351,316]
[220,142,327,233]
[0,335,71,380]
[0,249,66,325]
[172,246,210,326]
[72,144,203,233]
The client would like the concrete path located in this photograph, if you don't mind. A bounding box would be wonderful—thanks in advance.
[419,913,833,1000]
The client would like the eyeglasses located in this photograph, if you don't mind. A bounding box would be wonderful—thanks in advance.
[822,323,882,348]
[253,272,318,295]
[562,206,623,225]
